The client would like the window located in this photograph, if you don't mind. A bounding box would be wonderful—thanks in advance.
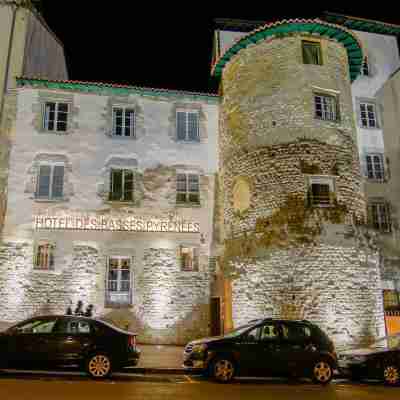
[282,324,311,342]
[177,111,199,141]
[106,257,132,306]
[36,164,64,200]
[180,246,199,271]
[13,318,57,334]
[56,319,92,334]
[112,107,135,137]
[307,177,334,207]
[176,173,200,204]
[383,290,400,310]
[361,57,370,76]
[109,169,134,202]
[370,202,391,232]
[366,154,384,181]
[259,323,280,342]
[43,102,68,132]
[360,102,377,128]
[314,94,338,121]
[34,243,54,270]
[302,41,322,65]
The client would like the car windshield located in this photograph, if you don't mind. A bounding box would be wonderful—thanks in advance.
[223,321,260,338]
[368,334,400,350]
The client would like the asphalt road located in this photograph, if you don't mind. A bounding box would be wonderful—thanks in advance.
[0,372,399,400]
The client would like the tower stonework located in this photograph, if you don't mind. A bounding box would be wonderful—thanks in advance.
[215,20,385,348]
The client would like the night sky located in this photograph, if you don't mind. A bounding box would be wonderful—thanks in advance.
[38,2,400,93]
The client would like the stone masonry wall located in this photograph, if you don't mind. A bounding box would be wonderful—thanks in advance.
[231,245,385,349]
[218,31,385,348]
[0,242,101,321]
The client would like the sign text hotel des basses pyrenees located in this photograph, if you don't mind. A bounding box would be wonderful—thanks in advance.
[33,214,200,233]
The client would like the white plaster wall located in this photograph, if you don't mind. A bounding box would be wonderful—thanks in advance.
[0,87,219,343]
[350,31,400,167]
[217,30,247,57]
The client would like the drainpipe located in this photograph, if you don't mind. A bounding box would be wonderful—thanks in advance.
[0,1,20,131]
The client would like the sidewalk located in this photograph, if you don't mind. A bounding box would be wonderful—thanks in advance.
[130,344,185,373]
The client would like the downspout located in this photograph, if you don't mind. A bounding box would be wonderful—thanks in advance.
[0,1,19,130]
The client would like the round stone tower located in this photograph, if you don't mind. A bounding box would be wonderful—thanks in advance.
[213,20,385,348]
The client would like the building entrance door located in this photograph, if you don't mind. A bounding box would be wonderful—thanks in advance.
[210,297,221,336]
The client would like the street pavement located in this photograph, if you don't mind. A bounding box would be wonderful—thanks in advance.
[0,372,399,400]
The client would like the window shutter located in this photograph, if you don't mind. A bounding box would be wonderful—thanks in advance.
[193,248,199,271]
[37,165,51,198]
[52,165,64,198]
[177,111,187,140]
[188,113,199,141]
[110,169,123,201]
[124,171,134,201]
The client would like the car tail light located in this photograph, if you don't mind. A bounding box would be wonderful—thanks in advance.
[128,335,136,349]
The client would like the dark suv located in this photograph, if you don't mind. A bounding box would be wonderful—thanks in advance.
[183,318,337,384]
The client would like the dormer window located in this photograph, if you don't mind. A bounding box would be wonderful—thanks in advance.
[302,41,322,65]
[361,57,370,76]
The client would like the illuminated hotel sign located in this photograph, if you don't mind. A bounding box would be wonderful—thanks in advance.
[34,215,200,233]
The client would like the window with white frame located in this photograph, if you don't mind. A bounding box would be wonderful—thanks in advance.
[360,102,378,128]
[176,111,199,141]
[34,242,54,270]
[180,246,199,271]
[361,57,370,76]
[36,164,64,200]
[314,93,338,121]
[106,257,132,306]
[43,102,68,132]
[366,154,384,181]
[302,41,322,65]
[109,169,134,202]
[176,173,200,204]
[112,107,135,137]
[307,176,334,207]
[370,202,391,232]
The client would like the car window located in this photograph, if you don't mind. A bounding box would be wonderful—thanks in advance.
[55,319,92,334]
[13,319,57,334]
[282,324,311,342]
[259,323,280,342]
[241,326,260,342]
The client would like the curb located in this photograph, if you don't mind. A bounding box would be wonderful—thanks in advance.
[125,367,188,375]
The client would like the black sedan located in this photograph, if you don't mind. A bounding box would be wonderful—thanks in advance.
[0,315,140,378]
[338,334,400,386]
[183,318,338,384]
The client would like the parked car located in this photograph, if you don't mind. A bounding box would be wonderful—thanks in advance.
[338,334,400,386]
[183,318,337,384]
[0,315,140,379]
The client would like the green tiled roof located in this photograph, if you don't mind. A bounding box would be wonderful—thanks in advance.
[16,77,220,102]
[323,12,400,36]
[212,19,364,82]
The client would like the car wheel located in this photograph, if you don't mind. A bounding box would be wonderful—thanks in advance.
[311,359,333,384]
[86,353,112,379]
[210,356,236,383]
[383,364,400,386]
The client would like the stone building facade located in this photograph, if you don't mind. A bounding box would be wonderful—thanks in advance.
[0,79,219,344]
[1,14,400,347]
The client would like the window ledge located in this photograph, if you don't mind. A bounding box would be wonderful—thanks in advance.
[360,126,380,130]
[109,135,136,140]
[315,117,341,124]
[176,202,201,208]
[39,130,71,135]
[176,139,201,144]
[104,303,133,309]
[31,268,60,275]
[105,201,136,205]
[33,198,69,203]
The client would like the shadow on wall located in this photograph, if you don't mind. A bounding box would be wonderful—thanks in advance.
[100,303,210,345]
